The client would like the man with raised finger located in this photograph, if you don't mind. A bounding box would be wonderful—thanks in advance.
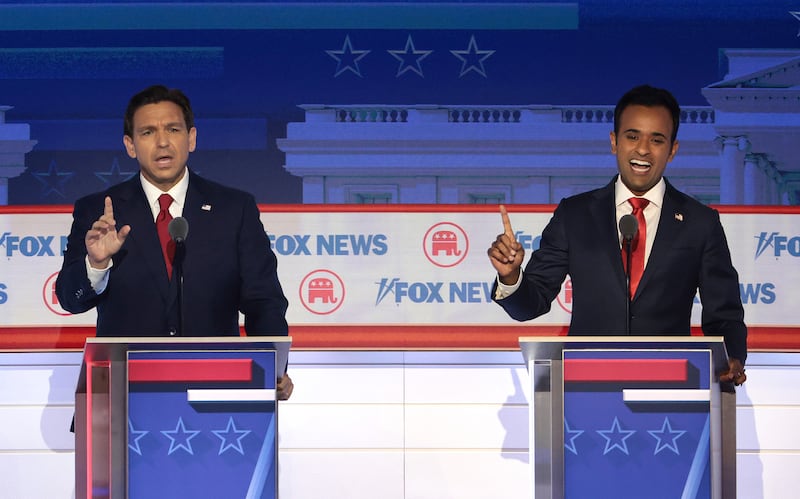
[55,84,294,399]
[487,84,747,385]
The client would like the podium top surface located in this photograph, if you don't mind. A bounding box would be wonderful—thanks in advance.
[83,334,290,353]
[519,335,728,370]
[76,336,292,392]
[81,335,291,364]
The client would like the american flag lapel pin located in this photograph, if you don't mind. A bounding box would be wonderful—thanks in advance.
[674,212,684,222]
[202,204,212,211]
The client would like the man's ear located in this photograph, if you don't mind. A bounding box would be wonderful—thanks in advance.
[123,135,136,159]
[668,139,680,162]
[188,127,197,153]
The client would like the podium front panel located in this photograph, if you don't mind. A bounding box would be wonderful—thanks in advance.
[520,336,732,499]
[75,336,290,499]
[562,349,714,499]
[127,349,278,499]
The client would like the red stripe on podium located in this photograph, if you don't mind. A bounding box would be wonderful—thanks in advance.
[564,359,688,382]
[127,359,253,382]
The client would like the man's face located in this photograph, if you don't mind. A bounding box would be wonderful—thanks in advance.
[610,104,679,196]
[123,101,196,191]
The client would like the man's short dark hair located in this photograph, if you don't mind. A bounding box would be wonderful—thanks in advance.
[123,85,194,137]
[614,85,681,143]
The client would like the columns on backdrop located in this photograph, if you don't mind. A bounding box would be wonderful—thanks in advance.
[716,135,787,205]
[716,135,749,204]
[0,106,37,206]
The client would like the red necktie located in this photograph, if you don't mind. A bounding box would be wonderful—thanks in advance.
[156,193,175,278]
[624,197,649,298]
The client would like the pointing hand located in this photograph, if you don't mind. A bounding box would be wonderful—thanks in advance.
[487,205,524,284]
[85,196,131,268]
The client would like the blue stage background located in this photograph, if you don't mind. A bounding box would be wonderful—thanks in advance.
[0,0,797,205]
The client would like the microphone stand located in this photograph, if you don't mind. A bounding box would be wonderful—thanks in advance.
[174,242,185,337]
[619,213,638,336]
[168,217,189,337]
[623,237,633,336]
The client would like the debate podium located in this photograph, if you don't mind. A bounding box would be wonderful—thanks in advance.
[519,336,736,499]
[74,336,291,499]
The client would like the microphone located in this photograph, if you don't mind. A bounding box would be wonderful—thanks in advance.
[619,214,638,243]
[168,217,189,244]
[619,214,639,336]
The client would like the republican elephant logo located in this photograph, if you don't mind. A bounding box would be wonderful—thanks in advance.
[423,222,469,268]
[307,278,338,304]
[299,269,345,315]
[431,230,462,256]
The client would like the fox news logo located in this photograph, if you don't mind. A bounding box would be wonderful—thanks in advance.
[0,232,67,257]
[375,278,492,304]
[513,231,541,251]
[269,233,387,256]
[754,232,800,259]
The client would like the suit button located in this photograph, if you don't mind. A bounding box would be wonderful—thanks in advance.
[168,327,177,336]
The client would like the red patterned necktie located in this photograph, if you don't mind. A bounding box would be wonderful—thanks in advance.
[156,193,175,278]
[624,197,649,297]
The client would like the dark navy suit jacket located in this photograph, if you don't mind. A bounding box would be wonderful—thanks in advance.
[494,177,747,362]
[56,171,289,338]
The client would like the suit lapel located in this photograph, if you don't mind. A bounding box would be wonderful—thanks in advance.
[161,172,213,310]
[181,172,214,252]
[114,178,172,301]
[591,180,629,294]
[635,180,686,299]
[166,173,215,303]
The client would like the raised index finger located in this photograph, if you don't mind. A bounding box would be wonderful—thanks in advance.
[103,196,114,219]
[499,204,514,238]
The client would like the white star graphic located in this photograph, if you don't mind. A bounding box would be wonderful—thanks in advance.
[648,417,686,455]
[212,417,251,455]
[450,35,495,78]
[161,417,201,456]
[564,419,584,455]
[596,417,636,455]
[388,35,433,78]
[791,11,800,36]
[326,35,371,77]
[128,419,149,456]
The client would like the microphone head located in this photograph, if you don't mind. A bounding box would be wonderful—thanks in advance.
[619,214,638,241]
[168,216,189,243]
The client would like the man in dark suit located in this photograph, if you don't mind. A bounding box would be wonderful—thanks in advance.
[56,84,293,399]
[487,84,747,385]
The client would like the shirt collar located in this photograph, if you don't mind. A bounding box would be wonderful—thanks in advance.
[140,168,189,213]
[615,176,666,208]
